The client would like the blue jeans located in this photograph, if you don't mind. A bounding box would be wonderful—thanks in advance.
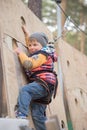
[17,81,48,130]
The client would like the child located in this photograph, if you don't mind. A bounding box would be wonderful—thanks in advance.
[15,26,58,130]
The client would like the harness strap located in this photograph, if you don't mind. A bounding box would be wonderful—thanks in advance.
[36,77,50,92]
[30,70,54,78]
[29,70,58,104]
[33,77,52,104]
[53,73,58,98]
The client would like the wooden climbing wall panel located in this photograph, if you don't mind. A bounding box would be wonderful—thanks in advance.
[0,0,68,129]
[58,39,87,130]
[1,33,28,117]
[0,27,3,116]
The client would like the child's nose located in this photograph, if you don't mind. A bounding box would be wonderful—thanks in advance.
[30,46,34,49]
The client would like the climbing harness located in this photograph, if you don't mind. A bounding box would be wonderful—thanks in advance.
[29,70,58,105]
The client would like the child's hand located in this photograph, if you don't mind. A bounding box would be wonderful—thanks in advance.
[22,25,29,36]
[14,47,22,55]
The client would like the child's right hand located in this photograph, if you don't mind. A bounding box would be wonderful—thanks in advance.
[14,47,22,55]
[22,25,29,36]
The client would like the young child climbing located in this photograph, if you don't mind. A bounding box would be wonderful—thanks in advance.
[15,25,58,130]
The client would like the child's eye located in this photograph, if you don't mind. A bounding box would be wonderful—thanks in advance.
[33,43,37,46]
[28,44,31,47]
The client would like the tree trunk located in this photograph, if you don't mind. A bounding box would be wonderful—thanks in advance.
[61,0,67,40]
[80,12,85,53]
[61,0,67,28]
[28,0,42,20]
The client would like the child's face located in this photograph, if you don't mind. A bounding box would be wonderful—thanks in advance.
[28,39,42,54]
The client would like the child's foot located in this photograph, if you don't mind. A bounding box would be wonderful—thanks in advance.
[15,111,27,119]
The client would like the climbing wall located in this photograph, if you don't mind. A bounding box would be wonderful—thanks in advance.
[0,0,68,129]
[0,27,3,116]
[58,39,87,130]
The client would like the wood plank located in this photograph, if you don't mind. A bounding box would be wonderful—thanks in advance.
[1,34,29,117]
[58,39,87,130]
[0,118,30,130]
[0,29,3,116]
[45,115,61,130]
[0,28,8,117]
[0,0,68,129]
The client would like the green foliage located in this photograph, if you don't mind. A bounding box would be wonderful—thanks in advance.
[65,0,87,55]
[65,31,80,50]
[21,0,87,55]
[42,0,57,29]
[21,0,28,5]
[84,37,87,55]
[66,0,87,28]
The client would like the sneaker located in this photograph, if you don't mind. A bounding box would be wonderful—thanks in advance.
[15,111,27,119]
